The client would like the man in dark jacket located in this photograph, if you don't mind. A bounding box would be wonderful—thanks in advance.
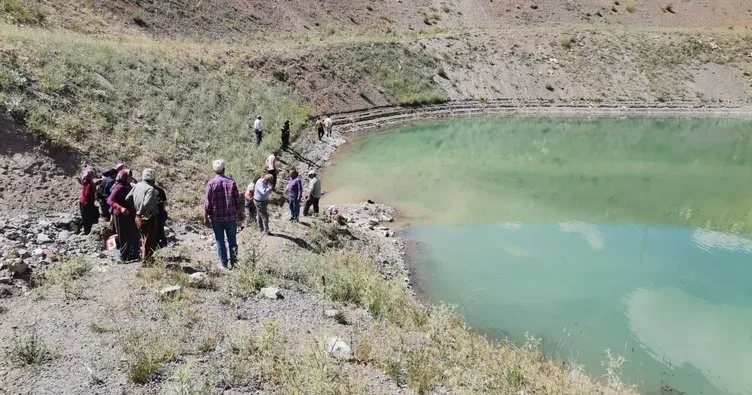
[97,163,124,219]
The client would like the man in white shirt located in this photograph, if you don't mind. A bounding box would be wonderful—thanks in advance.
[253,115,264,146]
[266,150,278,189]
[254,175,273,235]
[323,115,333,137]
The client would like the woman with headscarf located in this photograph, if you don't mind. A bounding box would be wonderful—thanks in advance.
[107,169,140,262]
[77,167,100,235]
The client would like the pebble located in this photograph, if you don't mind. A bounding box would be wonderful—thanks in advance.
[36,233,52,244]
[188,272,210,288]
[259,286,283,300]
[326,337,352,360]
[324,309,340,318]
[159,285,182,298]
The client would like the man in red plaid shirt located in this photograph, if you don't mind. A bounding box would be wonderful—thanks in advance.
[204,159,244,269]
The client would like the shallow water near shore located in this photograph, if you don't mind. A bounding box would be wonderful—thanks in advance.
[324,116,752,395]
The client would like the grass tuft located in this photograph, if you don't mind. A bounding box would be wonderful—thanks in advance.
[42,257,93,300]
[7,329,52,367]
[1,0,44,25]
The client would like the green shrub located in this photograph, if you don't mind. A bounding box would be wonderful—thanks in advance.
[1,0,45,25]
[7,329,51,367]
[43,257,93,300]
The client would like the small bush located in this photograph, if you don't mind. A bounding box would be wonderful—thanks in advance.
[1,0,45,25]
[422,12,441,25]
[228,263,266,298]
[7,329,51,367]
[559,34,574,49]
[43,257,93,300]
[199,332,219,353]
[625,1,635,13]
[120,330,179,384]
[407,349,440,394]
[663,4,675,13]
[90,323,110,334]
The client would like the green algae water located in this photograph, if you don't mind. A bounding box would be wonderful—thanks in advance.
[323,117,752,395]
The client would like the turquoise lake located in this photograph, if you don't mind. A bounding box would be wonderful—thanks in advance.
[323,117,752,395]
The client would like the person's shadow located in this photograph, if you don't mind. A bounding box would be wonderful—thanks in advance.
[270,232,312,251]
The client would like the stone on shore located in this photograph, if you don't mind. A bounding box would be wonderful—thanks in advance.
[260,286,283,300]
[159,285,182,298]
[326,337,352,359]
[188,272,210,288]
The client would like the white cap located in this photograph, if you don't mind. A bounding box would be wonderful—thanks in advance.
[142,168,156,181]
[212,159,225,173]
[308,169,316,176]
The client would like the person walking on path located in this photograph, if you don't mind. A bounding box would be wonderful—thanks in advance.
[280,120,291,151]
[315,117,325,141]
[266,150,278,189]
[324,115,333,137]
[303,170,322,217]
[254,174,273,234]
[254,115,264,146]
[78,167,101,235]
[155,184,169,248]
[97,163,124,220]
[243,177,259,229]
[127,168,160,263]
[285,169,303,222]
[108,169,140,262]
[204,160,244,269]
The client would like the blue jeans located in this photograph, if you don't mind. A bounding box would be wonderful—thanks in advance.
[289,198,300,221]
[212,220,238,266]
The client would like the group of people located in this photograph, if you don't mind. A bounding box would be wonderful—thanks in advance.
[204,153,323,269]
[76,115,331,269]
[256,115,333,150]
[78,163,168,264]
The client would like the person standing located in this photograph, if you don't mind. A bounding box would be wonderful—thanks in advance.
[254,174,273,235]
[78,167,100,235]
[303,170,322,217]
[254,115,264,146]
[97,163,124,220]
[155,183,169,248]
[204,160,244,269]
[280,120,291,151]
[108,169,140,262]
[324,115,333,137]
[266,150,278,189]
[315,118,325,141]
[243,177,259,228]
[285,169,303,222]
[127,168,160,263]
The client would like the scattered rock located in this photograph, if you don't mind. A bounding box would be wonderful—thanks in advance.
[159,285,182,298]
[16,249,31,259]
[368,218,379,226]
[57,230,73,241]
[367,199,375,204]
[32,248,45,257]
[188,272,211,288]
[260,286,283,300]
[36,233,52,244]
[324,309,340,318]
[326,338,352,360]
[8,260,28,276]
[545,84,555,91]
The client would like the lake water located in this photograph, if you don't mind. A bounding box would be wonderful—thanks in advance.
[323,117,752,395]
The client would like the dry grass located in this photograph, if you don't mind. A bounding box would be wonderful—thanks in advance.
[41,256,92,300]
[6,328,52,367]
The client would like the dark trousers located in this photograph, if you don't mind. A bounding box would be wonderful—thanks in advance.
[281,134,289,150]
[157,212,168,247]
[114,214,140,261]
[80,202,99,235]
[317,128,324,141]
[304,197,320,216]
[255,130,262,145]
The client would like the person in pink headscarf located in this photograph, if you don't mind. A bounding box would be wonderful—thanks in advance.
[77,167,101,235]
